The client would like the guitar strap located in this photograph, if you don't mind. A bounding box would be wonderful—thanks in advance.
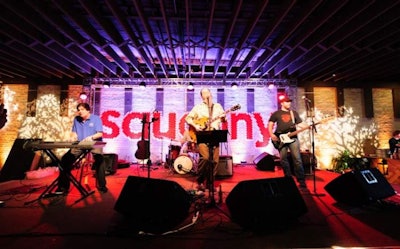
[290,110,295,125]
[290,110,298,136]
[207,104,214,130]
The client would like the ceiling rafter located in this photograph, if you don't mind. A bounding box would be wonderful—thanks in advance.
[0,0,399,83]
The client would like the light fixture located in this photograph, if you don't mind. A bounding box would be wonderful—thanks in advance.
[103,81,111,88]
[139,81,146,89]
[267,82,275,89]
[79,92,88,100]
[231,82,238,90]
[187,82,194,90]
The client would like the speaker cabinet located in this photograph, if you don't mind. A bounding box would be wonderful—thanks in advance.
[0,139,36,182]
[253,152,275,171]
[226,177,307,231]
[114,176,191,233]
[103,153,118,175]
[324,168,395,206]
[216,155,233,178]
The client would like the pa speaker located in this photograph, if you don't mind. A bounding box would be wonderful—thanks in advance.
[114,176,191,233]
[253,152,275,171]
[226,177,307,231]
[324,168,395,206]
[0,139,36,182]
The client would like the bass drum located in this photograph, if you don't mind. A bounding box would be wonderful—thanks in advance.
[173,155,193,174]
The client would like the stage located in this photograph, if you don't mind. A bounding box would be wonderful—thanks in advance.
[0,162,400,249]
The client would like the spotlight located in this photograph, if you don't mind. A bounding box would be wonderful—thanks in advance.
[187,82,194,90]
[231,82,238,90]
[139,81,146,89]
[103,81,111,88]
[79,92,88,100]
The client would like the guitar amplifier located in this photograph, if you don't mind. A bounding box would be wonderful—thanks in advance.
[216,155,233,178]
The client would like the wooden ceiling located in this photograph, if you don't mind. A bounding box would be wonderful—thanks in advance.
[0,0,399,85]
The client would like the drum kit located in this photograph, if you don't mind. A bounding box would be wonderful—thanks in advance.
[166,141,199,175]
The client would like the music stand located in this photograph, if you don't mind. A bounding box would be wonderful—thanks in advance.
[196,130,228,206]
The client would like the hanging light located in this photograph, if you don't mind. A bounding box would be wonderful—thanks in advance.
[187,82,194,90]
[267,82,275,89]
[103,81,111,88]
[139,81,146,89]
[231,82,238,90]
[79,92,88,100]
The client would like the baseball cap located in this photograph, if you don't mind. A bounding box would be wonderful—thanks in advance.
[279,96,292,103]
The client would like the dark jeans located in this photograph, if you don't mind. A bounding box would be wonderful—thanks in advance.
[58,149,107,190]
[279,138,305,184]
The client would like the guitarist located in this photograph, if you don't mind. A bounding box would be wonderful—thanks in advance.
[185,88,226,191]
[268,96,307,189]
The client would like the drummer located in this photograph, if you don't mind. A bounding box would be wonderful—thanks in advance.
[179,130,196,154]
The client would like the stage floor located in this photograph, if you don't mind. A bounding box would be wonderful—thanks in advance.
[0,163,400,249]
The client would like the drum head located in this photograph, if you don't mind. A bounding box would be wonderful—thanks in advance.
[173,155,193,174]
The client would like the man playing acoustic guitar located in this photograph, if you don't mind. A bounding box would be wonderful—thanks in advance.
[268,96,307,189]
[185,88,226,191]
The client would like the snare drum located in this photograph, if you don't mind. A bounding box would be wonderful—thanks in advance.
[173,155,193,174]
[169,145,181,160]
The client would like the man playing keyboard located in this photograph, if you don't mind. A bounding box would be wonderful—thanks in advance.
[56,103,108,194]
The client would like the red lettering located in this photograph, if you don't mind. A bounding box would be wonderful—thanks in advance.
[153,112,177,140]
[122,112,144,139]
[231,113,253,140]
[253,113,270,147]
[101,110,120,138]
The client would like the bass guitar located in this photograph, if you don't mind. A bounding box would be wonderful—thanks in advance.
[272,116,333,150]
[188,104,241,142]
[135,114,150,160]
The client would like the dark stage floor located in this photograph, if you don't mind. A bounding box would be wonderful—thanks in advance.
[0,162,400,249]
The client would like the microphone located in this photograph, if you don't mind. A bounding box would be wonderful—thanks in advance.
[302,96,311,103]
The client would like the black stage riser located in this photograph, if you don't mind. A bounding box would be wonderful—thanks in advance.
[0,139,36,182]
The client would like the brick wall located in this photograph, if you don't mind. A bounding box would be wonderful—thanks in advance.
[1,83,399,170]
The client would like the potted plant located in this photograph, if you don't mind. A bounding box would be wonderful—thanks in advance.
[332,150,355,173]
[332,150,371,173]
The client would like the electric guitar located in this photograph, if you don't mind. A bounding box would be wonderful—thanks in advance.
[271,116,334,150]
[188,104,241,143]
[135,114,150,160]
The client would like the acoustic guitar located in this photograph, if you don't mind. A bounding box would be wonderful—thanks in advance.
[188,104,241,142]
[135,114,150,160]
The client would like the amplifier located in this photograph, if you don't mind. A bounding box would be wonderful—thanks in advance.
[216,155,233,178]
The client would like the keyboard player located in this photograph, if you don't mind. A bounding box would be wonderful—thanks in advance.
[57,103,108,194]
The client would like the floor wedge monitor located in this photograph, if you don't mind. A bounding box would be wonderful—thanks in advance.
[324,168,395,206]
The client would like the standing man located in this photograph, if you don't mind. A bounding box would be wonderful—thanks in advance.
[268,96,307,189]
[57,103,108,194]
[185,88,225,191]
[389,130,400,158]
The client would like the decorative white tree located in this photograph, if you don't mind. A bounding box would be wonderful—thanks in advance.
[297,106,379,169]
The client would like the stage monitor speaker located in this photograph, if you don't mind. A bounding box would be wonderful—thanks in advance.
[226,177,307,231]
[253,152,275,171]
[103,153,118,175]
[0,139,36,182]
[114,176,191,233]
[324,168,395,206]
[216,155,233,178]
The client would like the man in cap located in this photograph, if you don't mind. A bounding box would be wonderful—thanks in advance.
[268,96,307,189]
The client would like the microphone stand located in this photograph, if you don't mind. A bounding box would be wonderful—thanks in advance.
[145,116,159,178]
[305,99,325,197]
